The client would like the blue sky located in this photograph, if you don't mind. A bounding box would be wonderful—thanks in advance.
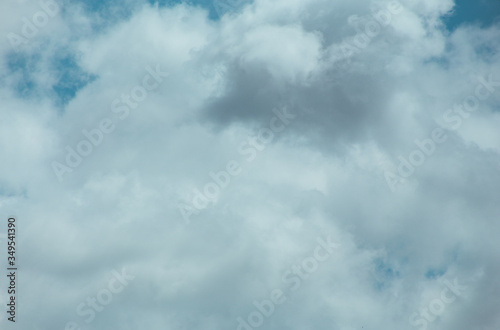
[444,0,500,30]
[72,0,500,25]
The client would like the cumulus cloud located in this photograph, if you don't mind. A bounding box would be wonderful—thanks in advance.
[0,0,499,329]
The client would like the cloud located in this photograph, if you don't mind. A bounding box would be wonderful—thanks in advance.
[1,0,499,329]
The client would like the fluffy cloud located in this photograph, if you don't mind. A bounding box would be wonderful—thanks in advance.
[0,0,499,329]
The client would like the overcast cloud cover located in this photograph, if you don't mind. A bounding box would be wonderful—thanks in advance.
[0,0,499,329]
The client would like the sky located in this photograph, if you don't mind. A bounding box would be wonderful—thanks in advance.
[0,0,499,330]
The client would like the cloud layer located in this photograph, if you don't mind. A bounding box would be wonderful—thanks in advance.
[1,0,499,329]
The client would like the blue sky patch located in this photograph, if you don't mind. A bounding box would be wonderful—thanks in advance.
[444,0,500,30]
[4,51,41,99]
[3,50,96,107]
[49,54,97,107]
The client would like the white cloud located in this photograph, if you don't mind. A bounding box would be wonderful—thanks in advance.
[0,0,499,329]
